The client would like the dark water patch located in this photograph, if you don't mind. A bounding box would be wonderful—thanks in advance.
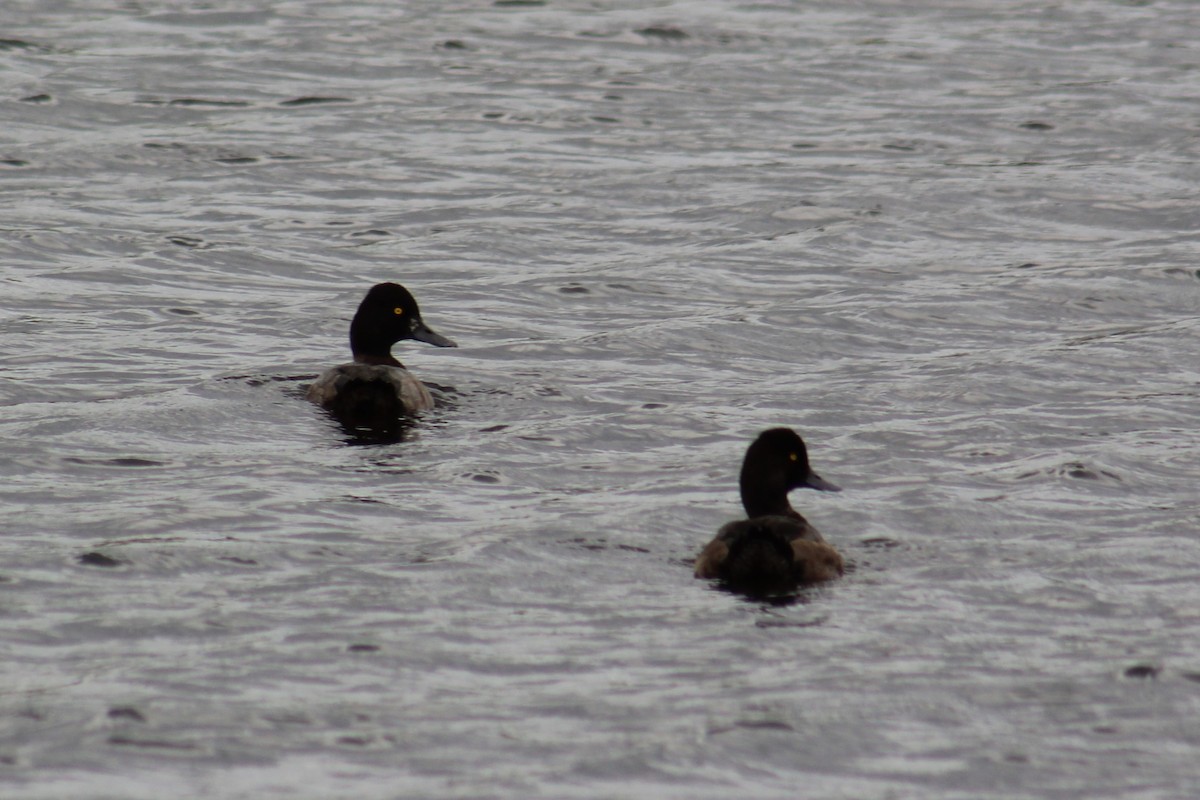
[859,537,901,550]
[0,39,51,53]
[325,407,419,446]
[750,600,824,619]
[1014,462,1121,482]
[1021,121,1054,130]
[946,158,1045,168]
[349,229,391,237]
[294,547,353,563]
[1063,326,1159,348]
[165,307,200,316]
[63,457,166,468]
[1123,664,1160,680]
[344,495,386,505]
[737,719,794,731]
[108,707,146,722]
[590,116,620,124]
[550,280,654,300]
[214,155,259,165]
[100,536,186,547]
[734,592,801,609]
[1,159,30,168]
[1067,466,1103,480]
[339,428,412,447]
[168,98,250,108]
[347,644,380,652]
[223,373,317,387]
[562,538,606,552]
[20,93,52,103]
[636,26,688,41]
[217,556,258,566]
[494,0,545,6]
[1164,267,1200,280]
[166,235,208,249]
[130,97,253,108]
[336,736,374,747]
[641,403,666,410]
[352,455,414,475]
[715,586,804,607]
[278,96,352,107]
[437,40,469,50]
[79,552,122,568]
[1181,672,1200,684]
[708,719,794,735]
[561,538,650,554]
[469,472,501,484]
[480,424,508,433]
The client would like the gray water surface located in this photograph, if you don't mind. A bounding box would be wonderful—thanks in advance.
[3,1,1200,798]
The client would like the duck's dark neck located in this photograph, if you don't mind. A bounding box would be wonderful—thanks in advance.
[740,470,794,519]
[352,352,403,367]
[350,319,403,367]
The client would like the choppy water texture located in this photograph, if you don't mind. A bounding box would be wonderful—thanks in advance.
[3,1,1200,797]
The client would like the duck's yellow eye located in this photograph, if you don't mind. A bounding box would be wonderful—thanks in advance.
[789,452,798,462]
[393,307,404,316]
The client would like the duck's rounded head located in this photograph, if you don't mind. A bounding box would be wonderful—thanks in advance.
[739,427,839,518]
[349,282,457,365]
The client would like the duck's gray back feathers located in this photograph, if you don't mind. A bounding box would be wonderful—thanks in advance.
[307,363,434,415]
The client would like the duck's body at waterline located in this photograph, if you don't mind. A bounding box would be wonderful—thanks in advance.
[695,428,844,596]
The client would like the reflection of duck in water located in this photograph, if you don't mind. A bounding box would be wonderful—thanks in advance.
[695,428,844,596]
[307,283,456,428]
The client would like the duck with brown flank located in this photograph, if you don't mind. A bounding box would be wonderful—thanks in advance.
[695,428,844,596]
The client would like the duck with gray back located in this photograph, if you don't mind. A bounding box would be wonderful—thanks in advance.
[695,428,844,596]
[307,283,456,426]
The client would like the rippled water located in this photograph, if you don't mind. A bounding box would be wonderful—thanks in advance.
[4,1,1200,797]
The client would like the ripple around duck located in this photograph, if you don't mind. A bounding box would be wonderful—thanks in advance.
[4,0,1200,797]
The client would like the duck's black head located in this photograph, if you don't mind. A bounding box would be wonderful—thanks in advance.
[348,282,457,365]
[739,427,840,518]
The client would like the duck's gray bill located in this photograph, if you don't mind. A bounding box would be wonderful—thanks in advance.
[412,321,457,348]
[805,472,841,492]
